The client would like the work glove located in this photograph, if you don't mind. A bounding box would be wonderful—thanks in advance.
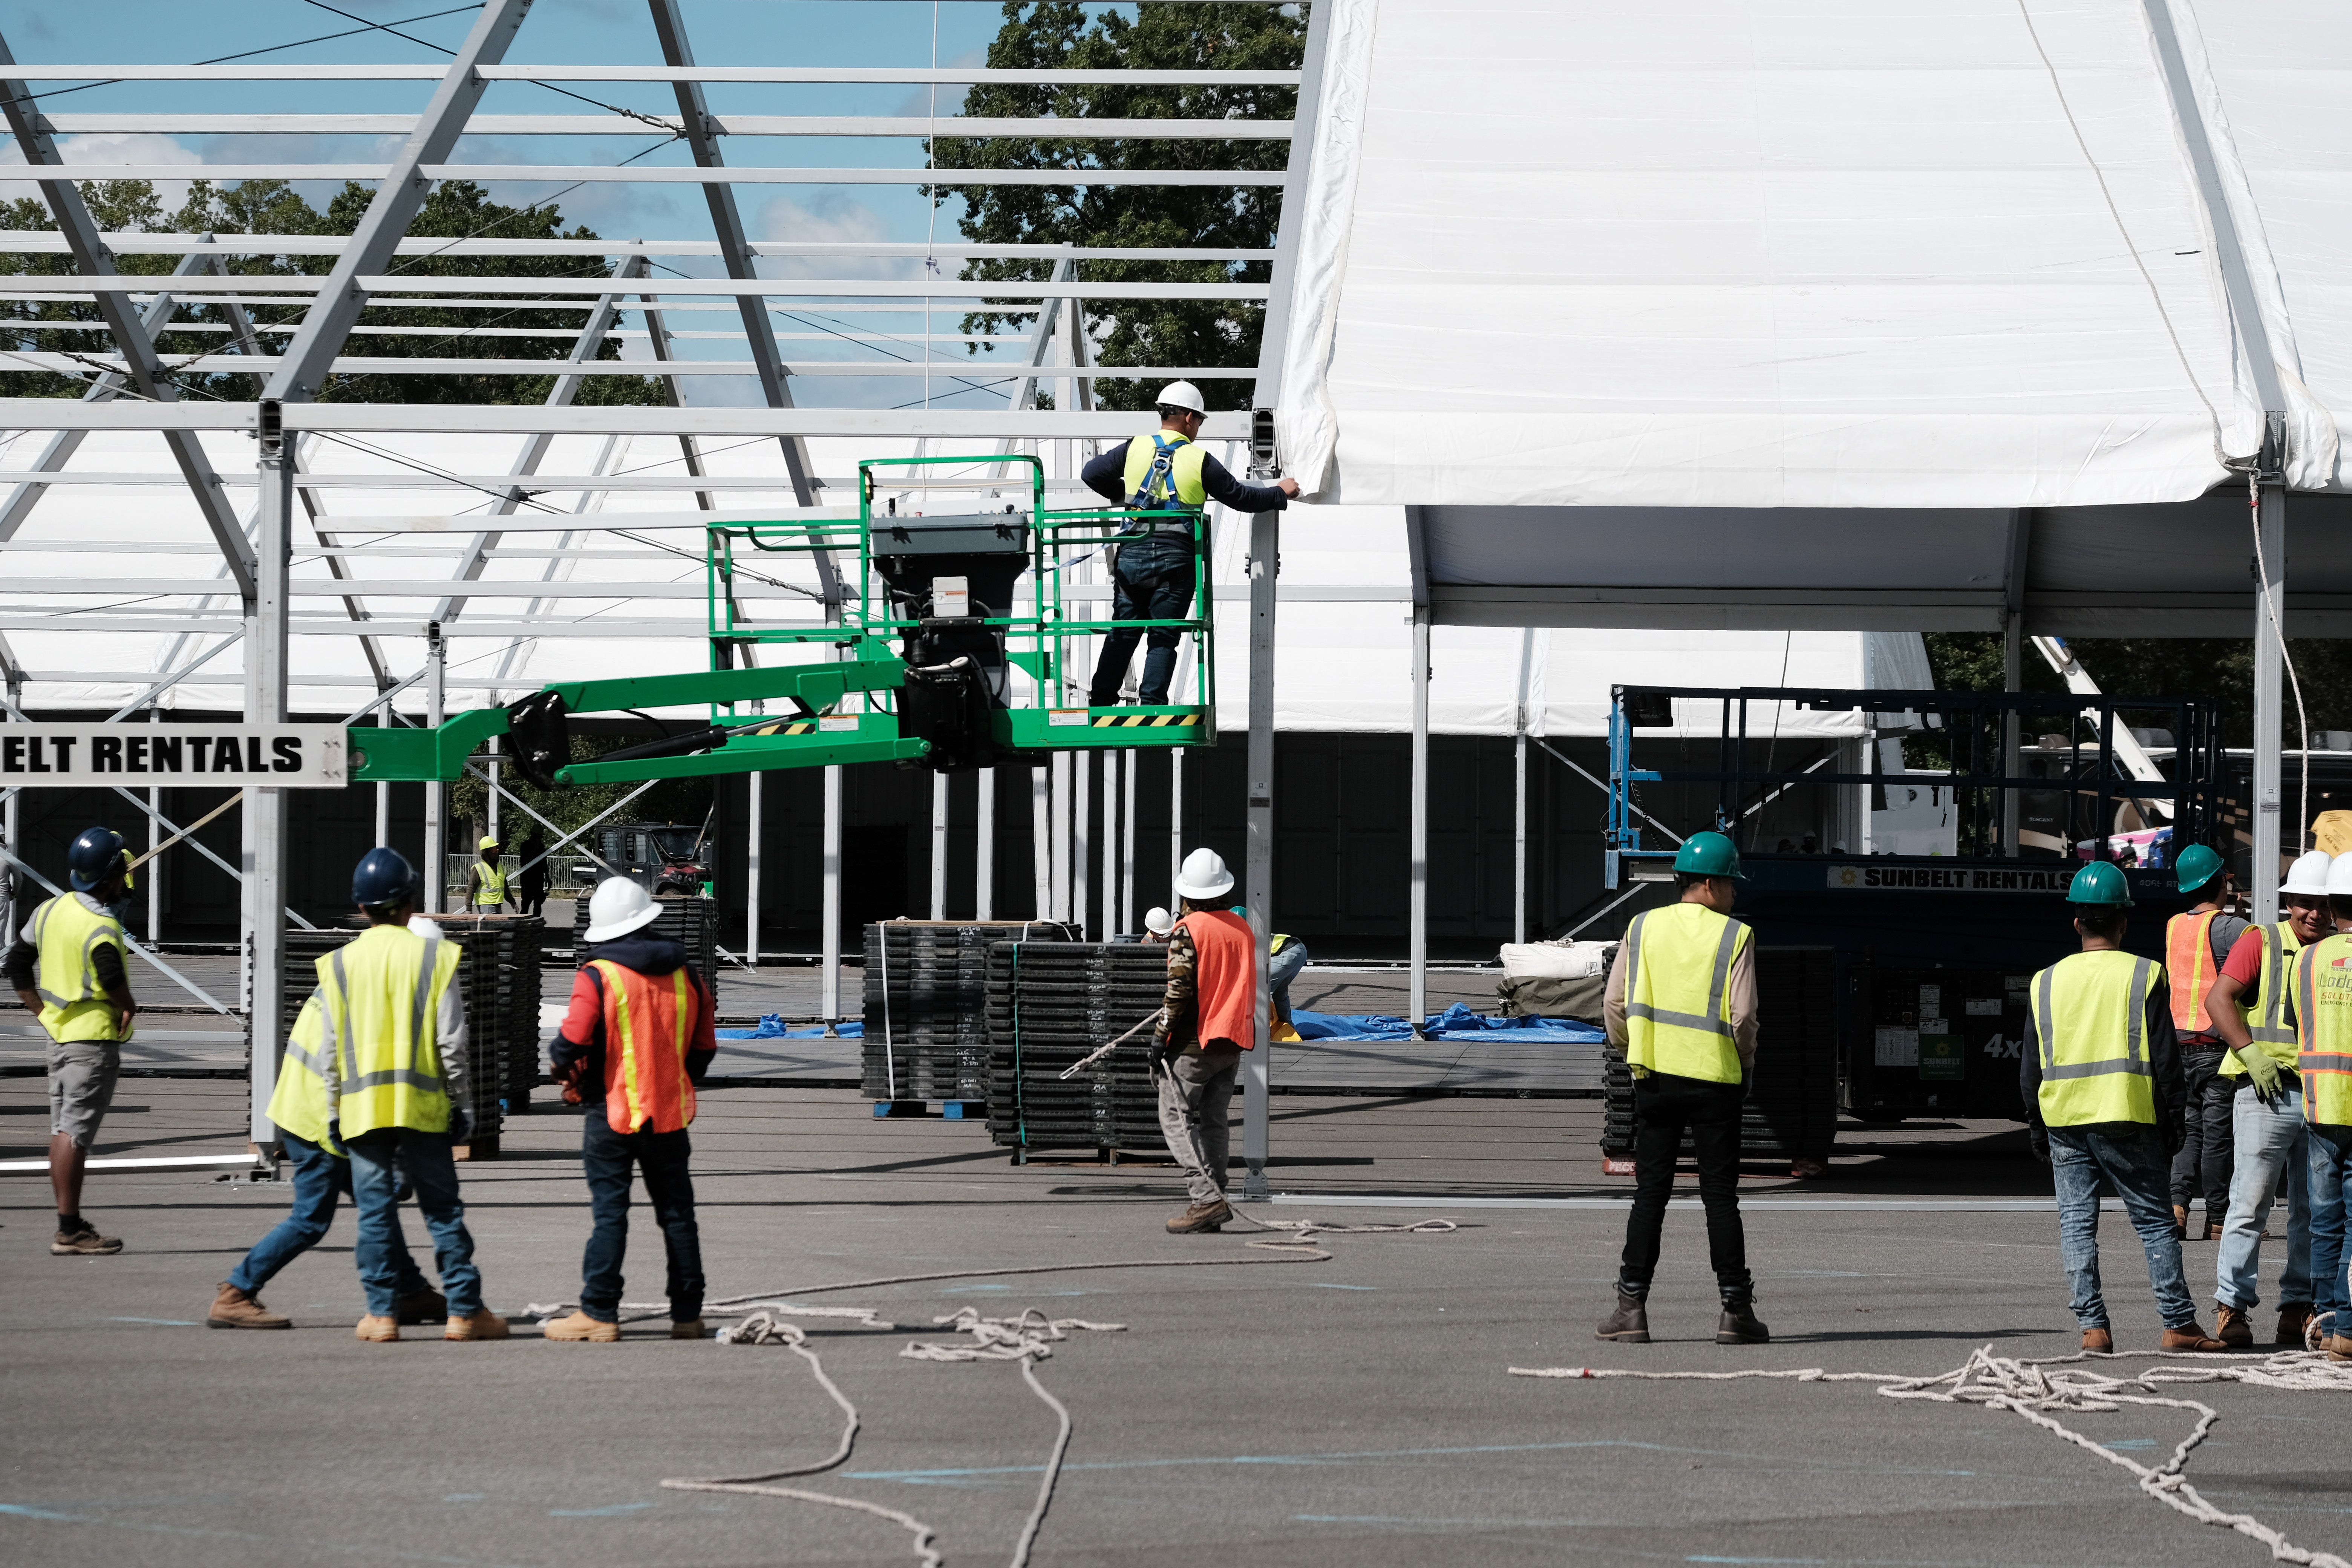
[447,1107,473,1145]
[2028,1125,2051,1165]
[2241,1050,2286,1109]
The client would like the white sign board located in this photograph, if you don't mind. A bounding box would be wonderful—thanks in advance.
[0,725,348,788]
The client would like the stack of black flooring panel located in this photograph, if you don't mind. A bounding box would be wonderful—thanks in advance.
[985,940,1169,1153]
[862,920,1073,1103]
[571,893,718,1000]
[1601,946,1839,1165]
[279,914,545,1150]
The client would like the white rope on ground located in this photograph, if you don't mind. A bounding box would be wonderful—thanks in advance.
[1225,1213,1459,1251]
[1511,1345,2352,1568]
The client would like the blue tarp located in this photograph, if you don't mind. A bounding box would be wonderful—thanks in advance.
[1292,1003,1603,1044]
[718,1015,865,1041]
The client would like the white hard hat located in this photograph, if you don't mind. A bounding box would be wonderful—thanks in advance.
[1173,846,1235,901]
[1155,380,1206,416]
[1144,905,1174,936]
[2327,853,2352,899]
[2283,850,2335,897]
[584,876,663,943]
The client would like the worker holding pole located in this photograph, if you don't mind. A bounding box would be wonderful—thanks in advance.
[3,826,138,1256]
[321,847,507,1343]
[2166,844,2245,1240]
[2021,862,2223,1352]
[2294,852,2352,1358]
[1597,831,1767,1346]
[2206,848,2331,1347]
[1081,382,1296,709]
[1154,847,1257,1234]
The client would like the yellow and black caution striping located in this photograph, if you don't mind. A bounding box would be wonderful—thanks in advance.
[1092,713,1199,728]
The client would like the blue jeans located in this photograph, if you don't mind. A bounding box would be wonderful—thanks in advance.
[1087,536,1196,706]
[2308,1125,2352,1333]
[228,1133,429,1297]
[2217,1084,2311,1311]
[580,1112,704,1324]
[1267,939,1308,1024]
[347,1128,482,1318]
[2048,1124,2196,1331]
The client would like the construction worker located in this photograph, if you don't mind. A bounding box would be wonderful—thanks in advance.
[1266,932,1308,1044]
[1597,830,1767,1347]
[322,847,507,1343]
[516,832,550,918]
[2295,852,2352,1359]
[2021,862,2223,1352]
[2167,844,2245,1240]
[1143,906,1174,942]
[541,879,716,1343]
[2,826,138,1255]
[1155,847,1257,1234]
[206,989,447,1330]
[467,835,509,913]
[1081,381,1298,708]
[2207,848,2332,1347]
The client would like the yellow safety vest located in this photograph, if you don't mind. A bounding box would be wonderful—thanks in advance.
[316,923,462,1138]
[1622,902,1752,1084]
[29,892,128,1044]
[2220,920,2303,1076]
[2295,935,2352,1127]
[472,859,507,908]
[1121,431,1209,522]
[2030,949,2161,1126]
[265,989,338,1151]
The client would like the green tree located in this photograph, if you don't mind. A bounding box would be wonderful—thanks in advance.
[930,0,1305,411]
[1923,632,2352,749]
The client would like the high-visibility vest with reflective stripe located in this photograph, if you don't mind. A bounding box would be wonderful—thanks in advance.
[1622,902,1752,1084]
[316,923,462,1137]
[29,893,127,1044]
[265,989,339,1151]
[588,959,699,1134]
[472,859,507,907]
[2295,934,2352,1127]
[1121,432,1208,526]
[2030,950,2160,1126]
[2165,909,2222,1034]
[2220,921,2303,1076]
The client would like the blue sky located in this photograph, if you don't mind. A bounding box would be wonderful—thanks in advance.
[0,1,1107,409]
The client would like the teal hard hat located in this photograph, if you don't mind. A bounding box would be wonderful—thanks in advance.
[2174,843,2226,896]
[2067,861,2133,907]
[1674,831,1744,880]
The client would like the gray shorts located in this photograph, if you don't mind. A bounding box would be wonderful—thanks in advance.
[49,1041,121,1149]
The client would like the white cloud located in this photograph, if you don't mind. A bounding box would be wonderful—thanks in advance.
[751,188,925,282]
[0,132,204,220]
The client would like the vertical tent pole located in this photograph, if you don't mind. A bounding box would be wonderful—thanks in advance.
[745,767,763,972]
[147,708,163,943]
[374,778,389,850]
[822,764,843,1026]
[976,767,995,920]
[930,772,949,920]
[1031,766,1050,920]
[1074,750,1092,939]
[2002,609,2023,856]
[2253,485,2287,923]
[1409,606,1430,1037]
[1514,625,1534,943]
[1170,746,1184,898]
[1099,749,1119,935]
[485,734,499,848]
[423,623,445,914]
[1242,504,1280,1196]
[1122,747,1138,935]
[245,408,292,1148]
[1050,751,1071,923]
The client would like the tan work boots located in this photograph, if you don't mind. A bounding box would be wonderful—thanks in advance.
[207,1283,290,1330]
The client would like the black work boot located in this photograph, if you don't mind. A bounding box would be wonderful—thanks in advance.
[1717,1297,1770,1345]
[1596,1286,1651,1343]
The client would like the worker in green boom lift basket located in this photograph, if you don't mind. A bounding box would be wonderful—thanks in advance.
[2022,861,2223,1354]
[1597,831,1767,1348]
[1082,381,1299,708]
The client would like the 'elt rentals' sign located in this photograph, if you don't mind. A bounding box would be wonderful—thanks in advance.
[0,725,348,788]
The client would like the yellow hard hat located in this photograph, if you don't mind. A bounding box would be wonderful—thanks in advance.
[479,835,500,852]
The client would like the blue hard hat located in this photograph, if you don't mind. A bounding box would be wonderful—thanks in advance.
[352,846,418,910]
[66,826,129,891]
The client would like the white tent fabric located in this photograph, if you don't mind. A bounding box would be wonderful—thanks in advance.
[1278,0,2265,510]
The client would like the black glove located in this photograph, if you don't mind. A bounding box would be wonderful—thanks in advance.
[447,1107,473,1145]
[2028,1125,2051,1165]
[2162,1117,2187,1159]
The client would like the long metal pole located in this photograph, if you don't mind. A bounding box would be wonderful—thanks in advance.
[745,767,763,972]
[1050,750,1072,923]
[1074,749,1092,938]
[1171,745,1184,899]
[2003,612,2023,856]
[1099,749,1119,935]
[423,624,446,914]
[244,413,292,1149]
[1031,765,1051,920]
[146,709,163,944]
[1514,732,1528,944]
[1122,747,1138,935]
[2254,485,2287,923]
[1409,606,1430,1035]
[822,764,843,1024]
[976,767,995,921]
[930,772,949,920]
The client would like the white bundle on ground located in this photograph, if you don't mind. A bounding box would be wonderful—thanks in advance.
[903,1306,1127,1363]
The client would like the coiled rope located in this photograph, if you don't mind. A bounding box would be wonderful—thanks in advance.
[1511,1346,2352,1567]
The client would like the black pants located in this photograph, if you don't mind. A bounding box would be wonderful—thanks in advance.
[579,1113,704,1324]
[1620,1070,1752,1303]
[2170,1047,2234,1220]
[1087,537,1196,706]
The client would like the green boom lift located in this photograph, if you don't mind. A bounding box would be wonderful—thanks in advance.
[346,454,1216,790]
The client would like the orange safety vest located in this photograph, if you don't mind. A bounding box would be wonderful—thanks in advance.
[1176,910,1258,1049]
[586,959,700,1134]
[2166,909,2223,1034]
